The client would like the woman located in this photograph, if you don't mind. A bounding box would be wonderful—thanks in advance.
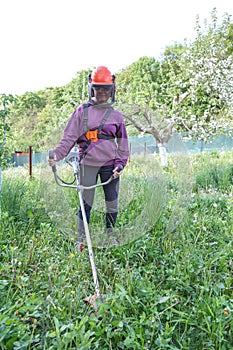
[48,66,129,249]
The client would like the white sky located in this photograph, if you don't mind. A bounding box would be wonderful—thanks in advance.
[0,0,233,95]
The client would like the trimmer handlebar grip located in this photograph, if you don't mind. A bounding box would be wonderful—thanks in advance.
[49,150,54,159]
[116,165,123,172]
[48,149,56,173]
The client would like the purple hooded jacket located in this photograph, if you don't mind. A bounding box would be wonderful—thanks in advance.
[53,101,129,169]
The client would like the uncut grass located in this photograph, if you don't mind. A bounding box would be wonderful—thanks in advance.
[38,155,166,247]
[0,152,232,349]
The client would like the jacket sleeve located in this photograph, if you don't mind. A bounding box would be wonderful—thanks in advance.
[53,108,83,161]
[114,116,129,169]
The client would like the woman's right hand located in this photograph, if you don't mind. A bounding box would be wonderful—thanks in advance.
[48,150,57,167]
[48,158,56,167]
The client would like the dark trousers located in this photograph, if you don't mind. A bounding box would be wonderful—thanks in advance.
[78,165,119,237]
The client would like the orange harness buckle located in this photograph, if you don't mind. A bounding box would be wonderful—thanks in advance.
[85,129,100,142]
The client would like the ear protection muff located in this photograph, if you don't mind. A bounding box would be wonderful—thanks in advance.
[88,73,116,103]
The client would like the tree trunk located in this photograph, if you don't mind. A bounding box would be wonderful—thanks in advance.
[157,142,168,167]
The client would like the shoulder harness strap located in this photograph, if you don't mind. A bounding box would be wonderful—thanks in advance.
[97,107,113,132]
[83,105,114,137]
[83,104,89,134]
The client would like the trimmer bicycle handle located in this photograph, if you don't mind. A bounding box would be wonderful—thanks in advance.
[49,147,124,189]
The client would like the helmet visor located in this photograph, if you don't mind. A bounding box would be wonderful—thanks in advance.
[92,84,113,91]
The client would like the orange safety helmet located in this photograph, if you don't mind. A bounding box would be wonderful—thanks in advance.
[88,66,116,102]
[90,66,114,85]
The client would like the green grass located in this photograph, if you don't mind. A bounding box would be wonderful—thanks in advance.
[0,151,232,349]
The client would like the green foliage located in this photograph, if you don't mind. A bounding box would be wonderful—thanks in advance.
[8,91,47,151]
[116,56,160,106]
[170,9,233,140]
[7,69,91,152]
[0,94,15,168]
[65,69,91,106]
[1,151,233,349]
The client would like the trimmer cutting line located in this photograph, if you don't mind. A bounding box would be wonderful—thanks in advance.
[49,148,122,313]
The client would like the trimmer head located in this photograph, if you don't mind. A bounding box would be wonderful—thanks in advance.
[83,294,104,310]
[83,294,106,319]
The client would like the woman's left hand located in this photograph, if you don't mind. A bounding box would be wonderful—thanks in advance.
[112,166,123,179]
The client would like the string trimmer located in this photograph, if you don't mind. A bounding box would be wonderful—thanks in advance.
[48,148,122,313]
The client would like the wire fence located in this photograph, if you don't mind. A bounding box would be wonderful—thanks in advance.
[10,134,233,170]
